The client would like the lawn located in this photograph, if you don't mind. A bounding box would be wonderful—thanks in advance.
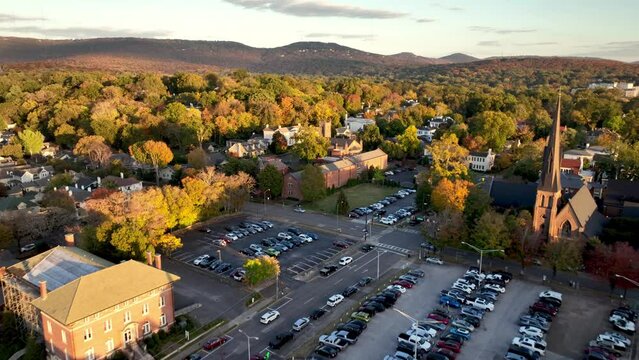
[309,183,400,214]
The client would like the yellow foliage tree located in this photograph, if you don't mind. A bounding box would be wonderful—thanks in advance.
[431,178,472,213]
[129,140,173,185]
[244,256,281,286]
[427,133,469,180]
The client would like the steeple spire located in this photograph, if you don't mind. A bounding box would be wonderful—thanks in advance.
[539,92,562,192]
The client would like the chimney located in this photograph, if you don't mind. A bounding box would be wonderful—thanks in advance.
[145,251,153,266]
[64,233,75,247]
[154,254,162,270]
[120,172,124,179]
[39,280,47,299]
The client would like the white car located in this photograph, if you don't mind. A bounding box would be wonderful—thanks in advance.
[277,232,292,240]
[225,233,239,241]
[250,244,263,252]
[519,326,545,340]
[380,217,395,225]
[20,243,36,253]
[193,254,210,266]
[486,273,509,283]
[319,335,349,350]
[597,334,629,348]
[611,317,636,334]
[298,234,313,243]
[410,324,438,338]
[260,310,280,324]
[384,171,394,176]
[539,290,562,302]
[468,298,495,311]
[387,284,407,293]
[454,278,476,289]
[339,256,353,266]
[451,284,472,294]
[261,220,274,228]
[425,257,444,265]
[292,317,310,331]
[465,271,486,280]
[407,327,434,339]
[512,336,546,356]
[483,283,505,293]
[327,294,345,307]
[599,332,631,347]
[294,207,306,213]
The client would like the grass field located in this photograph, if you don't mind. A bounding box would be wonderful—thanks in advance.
[309,183,400,214]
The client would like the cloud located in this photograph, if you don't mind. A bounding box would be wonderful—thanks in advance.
[0,25,170,38]
[574,41,639,61]
[306,32,376,40]
[222,0,406,19]
[415,18,436,23]
[0,13,46,22]
[477,40,500,47]
[431,3,464,11]
[469,26,536,35]
[514,41,557,46]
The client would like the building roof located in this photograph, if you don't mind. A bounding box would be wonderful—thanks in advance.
[287,170,303,181]
[320,159,355,173]
[489,180,537,209]
[561,158,581,169]
[566,186,607,237]
[0,193,37,210]
[350,149,387,163]
[346,117,375,125]
[32,260,180,325]
[604,179,639,205]
[103,175,141,188]
[469,150,491,158]
[564,149,594,157]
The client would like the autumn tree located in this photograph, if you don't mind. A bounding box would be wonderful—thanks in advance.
[358,124,384,151]
[0,144,23,159]
[0,223,15,249]
[427,133,469,180]
[129,140,174,185]
[584,242,639,293]
[336,190,350,215]
[292,126,330,162]
[161,185,198,229]
[41,190,76,212]
[244,256,281,286]
[471,210,510,250]
[544,238,583,277]
[397,125,422,158]
[431,178,471,213]
[269,132,288,154]
[469,111,516,151]
[73,135,112,167]
[426,209,466,249]
[17,129,44,157]
[257,164,283,198]
[300,165,326,202]
[187,148,207,169]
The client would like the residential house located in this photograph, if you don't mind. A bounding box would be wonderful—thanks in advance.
[0,193,39,212]
[466,149,495,172]
[258,156,289,174]
[13,169,35,183]
[263,124,301,147]
[563,148,595,163]
[427,116,454,129]
[330,138,362,157]
[603,179,639,217]
[226,139,269,158]
[18,245,180,360]
[102,174,143,193]
[282,171,304,200]
[335,127,353,138]
[416,127,437,142]
[159,167,177,182]
[345,117,375,133]
[560,158,582,175]
[40,143,60,158]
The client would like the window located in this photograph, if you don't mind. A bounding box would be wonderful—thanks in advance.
[143,321,151,335]
[106,339,114,353]
[84,328,93,341]
[47,320,52,334]
[160,314,167,327]
[85,348,95,360]
[143,303,149,315]
[159,296,166,308]
[105,319,112,332]
[124,311,131,323]
[61,330,67,344]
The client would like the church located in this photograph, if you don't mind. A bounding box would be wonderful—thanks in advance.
[531,97,607,240]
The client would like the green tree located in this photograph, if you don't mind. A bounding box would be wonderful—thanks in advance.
[300,165,326,202]
[471,210,510,250]
[257,164,283,198]
[358,124,384,151]
[23,336,45,360]
[397,125,422,158]
[464,186,492,227]
[292,126,330,162]
[269,131,288,154]
[336,190,350,215]
[0,223,15,249]
[469,111,516,151]
[42,190,76,212]
[244,256,280,286]
[544,238,583,277]
[129,140,174,185]
[415,181,432,211]
[17,129,44,157]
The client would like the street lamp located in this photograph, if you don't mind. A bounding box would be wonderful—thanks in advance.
[263,188,271,219]
[238,329,259,360]
[394,308,419,360]
[615,274,639,287]
[217,249,222,263]
[376,249,387,280]
[461,242,504,278]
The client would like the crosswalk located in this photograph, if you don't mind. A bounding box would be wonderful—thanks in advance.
[375,242,413,256]
[397,228,421,235]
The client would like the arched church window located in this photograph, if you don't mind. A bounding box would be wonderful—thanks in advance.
[561,221,572,238]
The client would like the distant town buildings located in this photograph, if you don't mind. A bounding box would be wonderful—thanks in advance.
[588,81,638,98]
[226,138,269,158]
[263,124,301,147]
[344,117,375,133]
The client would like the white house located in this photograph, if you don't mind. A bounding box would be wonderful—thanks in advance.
[13,170,34,183]
[416,127,437,142]
[159,167,177,181]
[263,124,301,147]
[467,149,496,172]
[102,174,143,193]
[428,116,454,129]
[345,117,375,132]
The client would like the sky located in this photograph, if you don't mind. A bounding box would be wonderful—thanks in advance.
[0,0,638,62]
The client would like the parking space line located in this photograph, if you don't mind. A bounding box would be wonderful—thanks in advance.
[268,296,293,311]
[303,296,315,304]
[200,335,234,360]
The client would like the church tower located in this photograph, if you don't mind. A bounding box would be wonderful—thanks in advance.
[532,96,563,239]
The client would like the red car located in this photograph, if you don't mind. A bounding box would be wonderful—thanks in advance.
[203,337,228,351]
[333,240,350,249]
[530,301,558,316]
[435,348,457,359]
[436,340,462,353]
[392,280,413,289]
[427,313,450,324]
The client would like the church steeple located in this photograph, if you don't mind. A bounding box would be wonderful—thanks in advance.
[539,94,562,193]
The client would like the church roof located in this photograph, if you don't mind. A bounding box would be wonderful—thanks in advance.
[565,185,607,237]
[489,180,537,209]
[539,98,562,192]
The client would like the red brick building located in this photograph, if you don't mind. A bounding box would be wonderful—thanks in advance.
[31,256,180,360]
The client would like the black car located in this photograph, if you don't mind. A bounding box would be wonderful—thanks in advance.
[269,332,294,349]
[363,300,386,312]
[287,227,302,236]
[342,285,359,297]
[380,291,400,301]
[348,212,361,218]
[314,344,339,358]
[440,333,464,344]
[361,244,375,252]
[336,323,363,336]
[290,237,304,246]
[459,315,480,327]
[240,248,255,256]
[310,309,327,320]
[261,239,276,247]
[320,265,338,276]
[357,305,377,316]
[357,276,374,286]
[397,341,428,359]
[215,263,232,273]
[371,295,394,307]
[347,319,368,330]
[506,344,539,360]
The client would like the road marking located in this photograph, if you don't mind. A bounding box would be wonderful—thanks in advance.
[303,297,315,304]
[335,278,344,284]
[268,296,293,311]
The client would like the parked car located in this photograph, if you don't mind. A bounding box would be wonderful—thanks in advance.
[351,311,371,322]
[310,308,326,320]
[320,265,339,276]
[519,326,545,340]
[530,301,558,317]
[342,285,359,297]
[512,337,546,357]
[427,313,450,325]
[467,298,495,311]
[319,335,350,350]
[339,256,353,266]
[294,206,306,213]
[314,344,339,358]
[269,332,294,350]
[203,337,227,350]
[193,254,211,266]
[358,276,374,286]
[260,310,280,324]
[327,294,345,307]
[333,240,350,249]
[436,340,462,353]
[449,327,471,340]
[440,295,463,308]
